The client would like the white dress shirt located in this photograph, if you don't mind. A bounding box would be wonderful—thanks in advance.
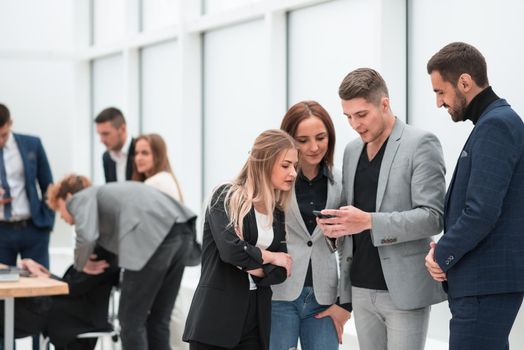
[108,136,131,182]
[0,133,31,221]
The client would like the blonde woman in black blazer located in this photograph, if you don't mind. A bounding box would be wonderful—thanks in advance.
[183,130,299,350]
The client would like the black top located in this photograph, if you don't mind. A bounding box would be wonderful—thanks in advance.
[464,86,499,125]
[351,140,389,290]
[295,165,329,287]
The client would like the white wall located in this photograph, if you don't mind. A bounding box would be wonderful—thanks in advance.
[0,0,77,248]
[288,0,406,166]
[408,0,524,347]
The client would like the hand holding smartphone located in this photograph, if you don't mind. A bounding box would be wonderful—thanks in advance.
[312,210,336,219]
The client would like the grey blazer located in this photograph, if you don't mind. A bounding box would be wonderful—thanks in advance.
[67,182,196,271]
[272,169,343,305]
[338,119,447,310]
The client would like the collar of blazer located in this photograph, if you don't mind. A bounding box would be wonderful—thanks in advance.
[243,206,285,247]
[344,117,405,212]
[288,175,342,241]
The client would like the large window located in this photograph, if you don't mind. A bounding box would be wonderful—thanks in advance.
[91,54,126,184]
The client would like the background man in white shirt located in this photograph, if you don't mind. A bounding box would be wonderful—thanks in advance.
[94,107,135,183]
[0,103,54,268]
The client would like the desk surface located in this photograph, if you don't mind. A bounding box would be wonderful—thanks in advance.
[0,277,69,298]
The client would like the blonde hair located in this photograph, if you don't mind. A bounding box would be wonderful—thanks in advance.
[132,133,184,203]
[47,174,91,210]
[222,129,297,239]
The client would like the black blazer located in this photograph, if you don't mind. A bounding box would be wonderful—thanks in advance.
[183,186,288,349]
[102,139,135,182]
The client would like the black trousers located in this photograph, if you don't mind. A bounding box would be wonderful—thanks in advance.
[119,225,189,350]
[189,290,261,350]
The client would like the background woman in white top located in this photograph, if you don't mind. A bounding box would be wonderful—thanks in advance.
[132,133,187,350]
[132,133,184,202]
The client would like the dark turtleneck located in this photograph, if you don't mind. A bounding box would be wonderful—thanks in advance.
[464,86,499,125]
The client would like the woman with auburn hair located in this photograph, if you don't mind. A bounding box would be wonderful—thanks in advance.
[183,129,298,350]
[270,101,351,350]
[132,133,184,202]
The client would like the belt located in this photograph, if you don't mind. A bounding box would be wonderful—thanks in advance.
[0,219,32,229]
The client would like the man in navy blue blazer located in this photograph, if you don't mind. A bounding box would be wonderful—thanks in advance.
[425,42,524,350]
[0,104,54,268]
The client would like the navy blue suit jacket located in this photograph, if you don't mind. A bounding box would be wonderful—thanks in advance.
[102,139,135,182]
[435,99,524,298]
[13,133,54,230]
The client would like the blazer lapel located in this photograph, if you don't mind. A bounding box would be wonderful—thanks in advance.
[288,188,311,240]
[345,142,364,206]
[376,119,403,211]
[13,134,29,183]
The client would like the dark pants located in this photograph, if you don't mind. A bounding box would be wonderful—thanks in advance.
[53,339,97,350]
[119,225,189,350]
[189,290,260,350]
[0,220,50,268]
[449,292,524,350]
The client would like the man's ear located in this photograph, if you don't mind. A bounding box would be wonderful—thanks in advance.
[458,73,473,93]
[381,96,390,112]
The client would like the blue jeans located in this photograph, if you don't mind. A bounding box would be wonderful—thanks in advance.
[270,287,338,350]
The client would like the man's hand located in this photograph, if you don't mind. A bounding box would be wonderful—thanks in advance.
[315,304,351,344]
[18,258,51,277]
[425,241,447,281]
[83,254,110,275]
[317,206,372,238]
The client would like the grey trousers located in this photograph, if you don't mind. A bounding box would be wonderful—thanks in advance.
[352,286,430,350]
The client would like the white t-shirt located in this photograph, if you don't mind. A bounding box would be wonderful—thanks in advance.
[248,209,274,290]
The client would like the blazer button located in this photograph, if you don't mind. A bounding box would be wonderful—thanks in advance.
[307,241,313,247]
[346,257,351,262]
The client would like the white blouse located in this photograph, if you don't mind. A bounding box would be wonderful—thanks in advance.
[144,171,182,201]
[248,210,275,290]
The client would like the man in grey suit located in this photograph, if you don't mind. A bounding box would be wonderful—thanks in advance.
[48,175,196,350]
[318,68,446,350]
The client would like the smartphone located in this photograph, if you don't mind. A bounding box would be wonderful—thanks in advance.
[312,210,336,219]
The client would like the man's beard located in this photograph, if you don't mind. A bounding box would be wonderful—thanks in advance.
[450,89,468,122]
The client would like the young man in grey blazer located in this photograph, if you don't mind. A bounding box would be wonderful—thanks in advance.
[318,68,447,350]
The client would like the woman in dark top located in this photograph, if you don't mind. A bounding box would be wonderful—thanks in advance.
[183,129,298,350]
[271,101,351,350]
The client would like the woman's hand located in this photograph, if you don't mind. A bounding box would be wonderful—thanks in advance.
[268,251,292,277]
[315,304,351,344]
[18,259,51,277]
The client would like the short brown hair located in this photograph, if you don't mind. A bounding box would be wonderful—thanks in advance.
[47,175,91,210]
[280,100,336,171]
[94,107,126,128]
[0,104,11,127]
[427,42,488,87]
[338,68,389,105]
